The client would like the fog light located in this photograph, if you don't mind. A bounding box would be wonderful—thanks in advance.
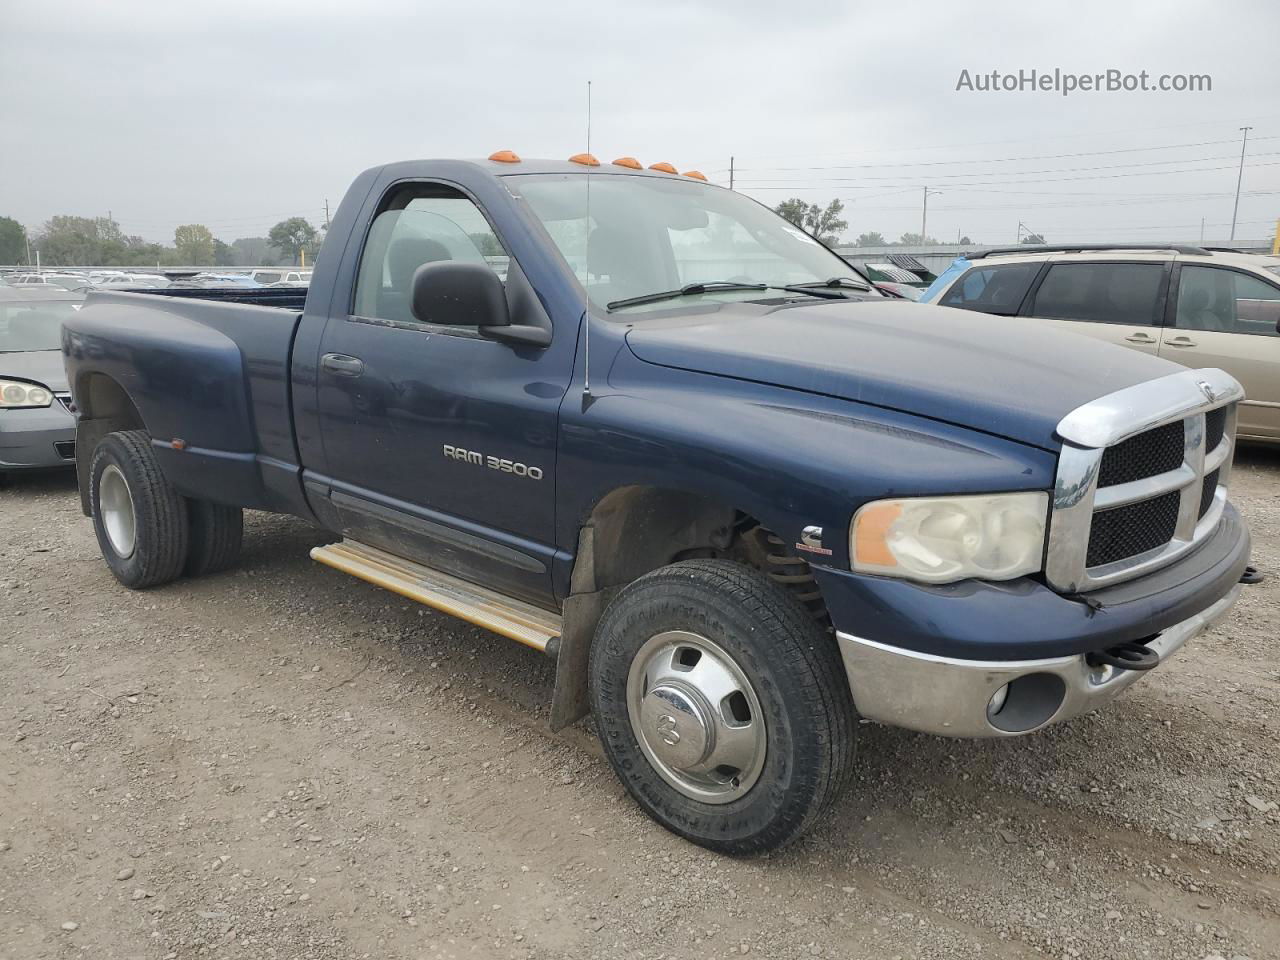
[987,683,1010,717]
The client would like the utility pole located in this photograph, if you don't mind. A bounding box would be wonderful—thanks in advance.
[1230,126,1251,242]
[729,157,734,191]
[324,199,330,230]
[1200,217,1205,244]
[24,232,32,266]
[921,187,941,244]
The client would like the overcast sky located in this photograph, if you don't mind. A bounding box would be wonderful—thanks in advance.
[3,0,1278,248]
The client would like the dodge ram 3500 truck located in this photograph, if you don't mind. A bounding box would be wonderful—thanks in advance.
[62,154,1251,855]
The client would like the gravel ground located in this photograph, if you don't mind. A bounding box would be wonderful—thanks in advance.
[1,447,1277,960]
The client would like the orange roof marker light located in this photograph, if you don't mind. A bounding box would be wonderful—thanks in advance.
[611,156,643,169]
[648,161,677,173]
[568,153,600,166]
[683,170,708,181]
[488,150,521,163]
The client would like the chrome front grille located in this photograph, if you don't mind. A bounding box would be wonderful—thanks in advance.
[1045,368,1242,593]
[1096,421,1184,486]
[1085,489,1182,568]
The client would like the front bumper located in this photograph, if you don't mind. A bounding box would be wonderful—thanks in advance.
[0,405,77,470]
[836,585,1241,737]
[817,504,1250,737]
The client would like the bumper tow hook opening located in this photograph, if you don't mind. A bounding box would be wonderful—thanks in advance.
[1087,641,1160,672]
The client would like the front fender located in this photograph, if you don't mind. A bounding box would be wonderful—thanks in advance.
[556,355,1056,574]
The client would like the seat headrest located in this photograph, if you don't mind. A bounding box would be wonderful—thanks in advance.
[388,237,452,289]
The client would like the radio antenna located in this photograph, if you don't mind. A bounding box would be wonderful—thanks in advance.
[582,79,593,398]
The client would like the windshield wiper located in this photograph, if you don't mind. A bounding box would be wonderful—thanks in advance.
[606,281,767,311]
[780,276,872,298]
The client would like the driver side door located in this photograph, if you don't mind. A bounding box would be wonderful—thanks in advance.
[309,182,570,605]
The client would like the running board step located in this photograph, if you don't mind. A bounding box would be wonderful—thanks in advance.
[310,540,562,653]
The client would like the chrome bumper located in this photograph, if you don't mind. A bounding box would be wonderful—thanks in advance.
[836,585,1242,738]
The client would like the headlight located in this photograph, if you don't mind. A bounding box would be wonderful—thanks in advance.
[851,492,1049,584]
[0,379,54,409]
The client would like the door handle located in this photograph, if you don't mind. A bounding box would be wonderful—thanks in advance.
[1124,333,1157,344]
[1165,336,1197,348]
[322,353,365,376]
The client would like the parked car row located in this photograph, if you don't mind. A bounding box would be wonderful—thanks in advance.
[0,268,312,293]
[1,270,170,292]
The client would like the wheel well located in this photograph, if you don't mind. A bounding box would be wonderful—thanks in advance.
[551,486,831,731]
[581,486,740,592]
[77,373,144,429]
[73,373,146,516]
[575,485,830,626]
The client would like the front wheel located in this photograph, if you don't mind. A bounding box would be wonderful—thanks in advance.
[589,559,857,855]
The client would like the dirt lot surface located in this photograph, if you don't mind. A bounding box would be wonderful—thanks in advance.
[1,448,1277,960]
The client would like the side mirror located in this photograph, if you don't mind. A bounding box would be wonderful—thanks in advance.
[410,260,551,347]
[411,261,508,328]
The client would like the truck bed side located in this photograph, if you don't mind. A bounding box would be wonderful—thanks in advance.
[63,290,312,518]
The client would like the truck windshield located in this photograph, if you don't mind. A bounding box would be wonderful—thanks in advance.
[510,173,872,314]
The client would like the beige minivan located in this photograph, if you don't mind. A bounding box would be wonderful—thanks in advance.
[923,245,1280,443]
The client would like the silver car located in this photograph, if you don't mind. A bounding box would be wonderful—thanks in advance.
[0,288,81,473]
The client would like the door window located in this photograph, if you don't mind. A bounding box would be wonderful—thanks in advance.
[1031,262,1165,325]
[353,188,509,326]
[1175,266,1280,336]
[937,262,1039,315]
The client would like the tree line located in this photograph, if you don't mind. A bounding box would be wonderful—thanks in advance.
[771,197,987,247]
[0,214,323,267]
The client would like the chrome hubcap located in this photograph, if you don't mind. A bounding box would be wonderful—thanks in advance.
[99,464,137,558]
[626,630,767,804]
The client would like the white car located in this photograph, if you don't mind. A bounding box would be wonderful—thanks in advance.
[10,273,89,291]
[250,269,310,285]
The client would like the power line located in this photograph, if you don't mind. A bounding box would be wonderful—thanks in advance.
[733,159,1280,191]
[732,151,1280,187]
[730,135,1280,173]
[694,112,1280,165]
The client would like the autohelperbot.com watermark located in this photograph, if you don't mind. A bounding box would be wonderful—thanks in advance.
[955,68,1211,96]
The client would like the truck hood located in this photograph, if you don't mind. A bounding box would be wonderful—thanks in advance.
[623,301,1179,450]
[0,349,68,393]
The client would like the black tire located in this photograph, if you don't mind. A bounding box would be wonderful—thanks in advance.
[185,499,243,576]
[589,559,857,855]
[88,430,189,589]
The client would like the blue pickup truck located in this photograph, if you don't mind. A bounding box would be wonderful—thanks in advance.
[62,154,1251,854]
